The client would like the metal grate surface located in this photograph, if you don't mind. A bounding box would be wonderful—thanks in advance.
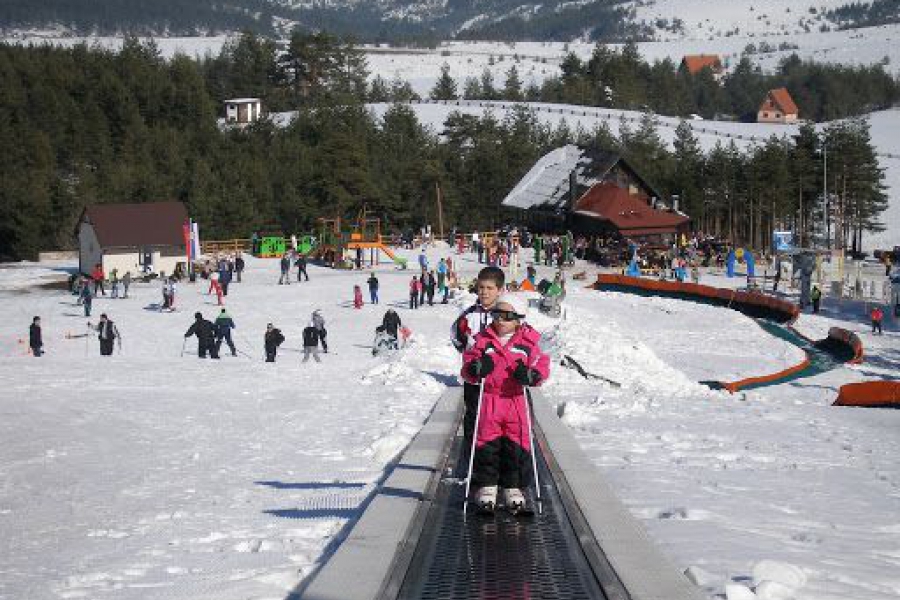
[397,432,609,600]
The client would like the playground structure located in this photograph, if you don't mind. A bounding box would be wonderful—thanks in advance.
[315,210,407,269]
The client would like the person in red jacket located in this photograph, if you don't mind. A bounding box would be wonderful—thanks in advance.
[871,305,884,335]
[91,263,106,296]
[461,294,550,512]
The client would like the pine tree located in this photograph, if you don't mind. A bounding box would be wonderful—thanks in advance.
[462,76,481,100]
[479,68,497,101]
[503,65,523,101]
[430,63,458,101]
[672,120,704,218]
[368,75,390,102]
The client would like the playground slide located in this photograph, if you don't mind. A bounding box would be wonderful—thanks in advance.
[374,244,407,268]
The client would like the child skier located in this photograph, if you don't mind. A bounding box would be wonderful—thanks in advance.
[367,273,379,305]
[462,294,549,513]
[409,276,420,309]
[353,284,364,309]
[29,316,43,357]
[311,309,328,353]
[452,266,505,451]
[264,323,284,362]
[302,322,322,363]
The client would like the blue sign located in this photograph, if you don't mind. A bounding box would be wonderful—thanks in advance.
[773,231,793,252]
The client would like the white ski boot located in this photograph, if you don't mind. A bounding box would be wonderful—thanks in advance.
[476,485,498,513]
[503,488,526,513]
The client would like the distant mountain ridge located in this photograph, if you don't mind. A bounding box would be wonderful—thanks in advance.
[2,0,897,42]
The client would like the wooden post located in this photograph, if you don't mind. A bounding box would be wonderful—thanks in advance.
[435,181,445,243]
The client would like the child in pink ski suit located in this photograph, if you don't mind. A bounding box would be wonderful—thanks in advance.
[461,294,550,511]
[353,284,364,309]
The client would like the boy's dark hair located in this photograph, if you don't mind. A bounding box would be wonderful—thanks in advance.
[476,266,505,288]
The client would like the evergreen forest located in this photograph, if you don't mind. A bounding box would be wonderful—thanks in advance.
[0,34,889,261]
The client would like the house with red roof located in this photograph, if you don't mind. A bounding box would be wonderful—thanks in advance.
[572,182,690,240]
[757,88,799,124]
[76,202,189,277]
[680,55,724,81]
[501,146,690,243]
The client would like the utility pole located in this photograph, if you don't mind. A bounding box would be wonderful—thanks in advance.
[823,143,829,249]
[435,181,445,243]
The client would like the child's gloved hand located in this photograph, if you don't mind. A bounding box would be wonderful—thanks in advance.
[513,361,541,386]
[468,354,495,378]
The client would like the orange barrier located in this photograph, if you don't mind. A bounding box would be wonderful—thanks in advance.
[834,381,900,408]
[721,356,812,393]
[825,327,864,364]
[593,274,800,323]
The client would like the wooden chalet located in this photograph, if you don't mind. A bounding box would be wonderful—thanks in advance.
[501,145,689,242]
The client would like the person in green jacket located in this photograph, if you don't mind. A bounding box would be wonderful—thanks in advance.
[811,285,822,313]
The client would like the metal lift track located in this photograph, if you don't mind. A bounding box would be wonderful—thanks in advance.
[387,411,629,600]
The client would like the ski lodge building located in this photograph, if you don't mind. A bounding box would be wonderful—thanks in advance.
[757,88,799,123]
[501,145,689,243]
[76,201,188,276]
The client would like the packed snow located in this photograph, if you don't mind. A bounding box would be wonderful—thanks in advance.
[1,245,898,600]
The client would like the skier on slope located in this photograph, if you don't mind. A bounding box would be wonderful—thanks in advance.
[214,308,237,357]
[461,294,550,513]
[302,321,322,363]
[264,323,285,362]
[29,316,43,357]
[311,309,328,353]
[184,312,219,359]
[90,313,121,356]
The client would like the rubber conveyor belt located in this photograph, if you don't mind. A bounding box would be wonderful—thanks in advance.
[297,389,706,600]
[393,420,622,600]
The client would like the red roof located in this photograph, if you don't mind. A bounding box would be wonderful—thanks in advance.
[80,202,188,248]
[681,55,723,75]
[760,88,798,115]
[573,183,689,235]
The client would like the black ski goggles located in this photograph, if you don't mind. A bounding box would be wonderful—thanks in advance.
[491,309,523,322]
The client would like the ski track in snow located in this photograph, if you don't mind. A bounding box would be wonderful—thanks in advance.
[1,251,899,599]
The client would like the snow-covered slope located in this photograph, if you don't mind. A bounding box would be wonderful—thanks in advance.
[2,248,899,600]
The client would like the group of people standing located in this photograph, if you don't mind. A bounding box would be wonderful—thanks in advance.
[409,255,453,309]
[278,250,310,285]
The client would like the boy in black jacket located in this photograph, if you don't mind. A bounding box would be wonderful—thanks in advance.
[264,323,285,362]
[29,316,43,357]
[302,322,322,363]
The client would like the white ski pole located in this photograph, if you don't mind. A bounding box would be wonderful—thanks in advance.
[524,386,542,514]
[462,379,485,515]
[180,337,187,357]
